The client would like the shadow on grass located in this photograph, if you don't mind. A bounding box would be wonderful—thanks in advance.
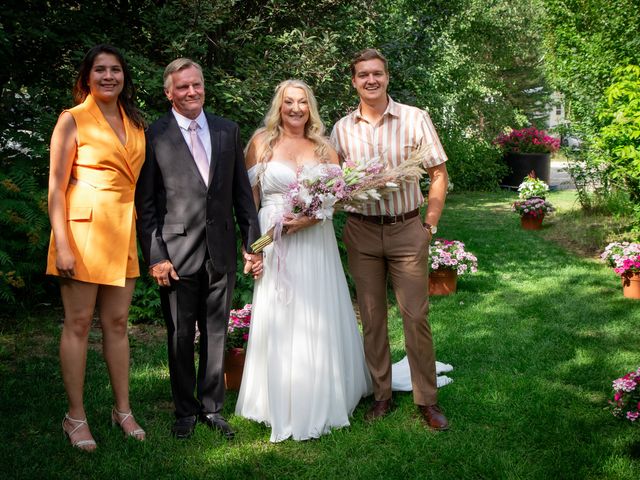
[421,192,640,478]
[2,191,640,479]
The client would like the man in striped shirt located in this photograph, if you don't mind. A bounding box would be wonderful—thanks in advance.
[330,48,449,431]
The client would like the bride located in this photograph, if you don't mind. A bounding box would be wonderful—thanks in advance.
[235,80,452,442]
[235,80,372,442]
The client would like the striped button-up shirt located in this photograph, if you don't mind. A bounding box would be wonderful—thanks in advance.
[330,96,447,216]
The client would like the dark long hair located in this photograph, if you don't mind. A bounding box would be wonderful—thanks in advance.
[72,44,145,129]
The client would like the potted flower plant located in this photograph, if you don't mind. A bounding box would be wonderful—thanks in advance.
[224,304,252,390]
[517,172,550,199]
[512,196,554,230]
[429,239,478,296]
[609,367,640,422]
[601,242,640,299]
[495,126,560,187]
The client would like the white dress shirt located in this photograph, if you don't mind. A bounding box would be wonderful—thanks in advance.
[172,108,212,163]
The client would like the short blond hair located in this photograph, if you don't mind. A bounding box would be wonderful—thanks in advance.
[163,58,204,90]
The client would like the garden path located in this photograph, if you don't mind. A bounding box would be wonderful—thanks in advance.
[550,159,573,190]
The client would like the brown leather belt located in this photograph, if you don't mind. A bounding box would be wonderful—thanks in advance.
[348,208,420,225]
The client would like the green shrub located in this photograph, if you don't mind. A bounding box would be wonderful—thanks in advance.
[129,272,162,325]
[596,65,640,204]
[442,136,507,191]
[0,148,50,306]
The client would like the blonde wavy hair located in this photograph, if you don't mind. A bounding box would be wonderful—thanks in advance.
[248,79,330,164]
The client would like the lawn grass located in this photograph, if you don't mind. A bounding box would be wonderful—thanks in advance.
[1,190,640,479]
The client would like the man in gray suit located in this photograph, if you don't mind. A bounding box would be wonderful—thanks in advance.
[136,58,261,440]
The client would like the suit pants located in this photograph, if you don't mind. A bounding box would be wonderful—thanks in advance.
[160,259,235,418]
[343,215,438,406]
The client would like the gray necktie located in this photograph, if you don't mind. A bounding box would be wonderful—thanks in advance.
[188,120,209,183]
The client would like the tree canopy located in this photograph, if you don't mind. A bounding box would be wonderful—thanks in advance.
[0,0,565,307]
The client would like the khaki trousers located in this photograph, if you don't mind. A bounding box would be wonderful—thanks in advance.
[343,215,437,406]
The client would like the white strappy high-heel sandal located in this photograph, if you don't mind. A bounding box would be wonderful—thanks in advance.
[62,413,97,451]
[111,408,146,441]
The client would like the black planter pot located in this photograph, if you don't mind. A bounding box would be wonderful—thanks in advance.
[501,152,551,188]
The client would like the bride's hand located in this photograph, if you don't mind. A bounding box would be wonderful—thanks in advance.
[282,213,319,235]
[243,252,263,279]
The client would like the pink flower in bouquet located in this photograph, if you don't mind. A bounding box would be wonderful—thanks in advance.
[285,164,347,220]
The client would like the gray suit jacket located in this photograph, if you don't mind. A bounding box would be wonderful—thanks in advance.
[136,111,259,275]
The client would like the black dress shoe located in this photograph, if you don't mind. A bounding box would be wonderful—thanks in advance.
[199,413,235,440]
[171,415,197,439]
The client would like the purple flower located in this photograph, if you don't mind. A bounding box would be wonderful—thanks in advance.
[429,239,478,276]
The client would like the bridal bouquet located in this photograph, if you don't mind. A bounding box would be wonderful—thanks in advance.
[609,367,640,422]
[250,147,429,253]
[285,163,348,221]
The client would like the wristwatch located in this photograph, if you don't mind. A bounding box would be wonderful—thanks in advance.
[423,222,437,235]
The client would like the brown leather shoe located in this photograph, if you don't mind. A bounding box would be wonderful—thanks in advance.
[365,399,393,422]
[418,404,449,431]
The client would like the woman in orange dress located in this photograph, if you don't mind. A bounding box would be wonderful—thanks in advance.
[47,45,146,450]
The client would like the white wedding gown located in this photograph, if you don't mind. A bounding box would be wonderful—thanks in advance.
[235,162,452,442]
[236,161,372,442]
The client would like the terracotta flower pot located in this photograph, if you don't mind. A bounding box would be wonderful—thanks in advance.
[622,272,640,299]
[520,214,544,230]
[224,347,246,390]
[429,269,457,296]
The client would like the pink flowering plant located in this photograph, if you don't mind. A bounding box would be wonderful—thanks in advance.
[512,197,554,218]
[601,242,640,276]
[609,367,640,423]
[227,304,252,351]
[429,240,478,276]
[495,127,560,154]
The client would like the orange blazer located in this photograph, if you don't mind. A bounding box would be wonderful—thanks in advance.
[46,95,145,286]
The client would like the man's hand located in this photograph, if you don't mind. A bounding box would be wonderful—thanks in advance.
[422,227,433,243]
[149,260,179,287]
[243,252,264,279]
